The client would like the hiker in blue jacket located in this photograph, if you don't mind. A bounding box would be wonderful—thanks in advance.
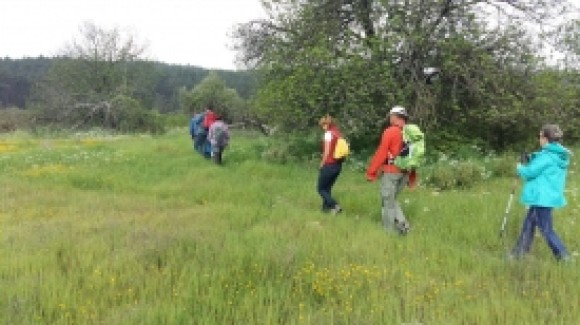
[511,124,571,261]
[189,112,206,155]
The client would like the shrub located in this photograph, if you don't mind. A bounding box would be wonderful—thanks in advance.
[164,113,189,129]
[0,108,34,132]
[427,131,487,161]
[454,160,486,188]
[424,164,456,190]
[260,132,320,164]
[261,143,295,164]
[486,154,518,178]
[112,95,166,134]
[424,159,486,190]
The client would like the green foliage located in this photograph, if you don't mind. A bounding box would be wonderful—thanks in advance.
[1,57,257,114]
[179,72,246,123]
[527,70,580,144]
[0,57,52,108]
[235,0,580,153]
[485,153,520,179]
[112,95,165,134]
[251,51,399,136]
[0,108,34,132]
[13,22,255,131]
[427,131,487,161]
[163,113,190,129]
[259,132,320,164]
[421,144,533,190]
[552,18,580,69]
[424,159,484,190]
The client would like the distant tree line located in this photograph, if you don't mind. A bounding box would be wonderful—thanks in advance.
[0,21,258,135]
[0,57,257,112]
[0,56,52,108]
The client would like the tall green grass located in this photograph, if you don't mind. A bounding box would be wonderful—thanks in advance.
[1,129,579,324]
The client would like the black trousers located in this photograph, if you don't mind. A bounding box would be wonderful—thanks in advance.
[317,163,342,210]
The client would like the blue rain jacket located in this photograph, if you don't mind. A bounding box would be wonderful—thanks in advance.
[517,142,570,208]
[189,113,205,137]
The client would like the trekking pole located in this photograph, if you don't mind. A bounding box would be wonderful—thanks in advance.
[499,179,517,238]
[499,152,529,238]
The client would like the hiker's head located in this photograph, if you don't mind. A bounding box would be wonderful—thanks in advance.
[540,124,563,145]
[388,105,408,125]
[319,115,335,130]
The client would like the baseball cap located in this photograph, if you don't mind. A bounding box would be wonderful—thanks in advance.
[389,105,408,117]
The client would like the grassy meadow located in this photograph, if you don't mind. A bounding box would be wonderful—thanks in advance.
[1,128,579,324]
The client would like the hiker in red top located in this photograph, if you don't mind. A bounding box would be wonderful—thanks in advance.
[366,105,411,235]
[201,105,218,158]
[203,106,218,129]
[317,115,343,214]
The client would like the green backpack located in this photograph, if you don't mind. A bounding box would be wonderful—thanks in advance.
[394,124,425,170]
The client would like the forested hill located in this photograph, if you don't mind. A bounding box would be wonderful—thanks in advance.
[0,57,257,112]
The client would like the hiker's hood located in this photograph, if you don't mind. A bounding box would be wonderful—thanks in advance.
[542,142,570,169]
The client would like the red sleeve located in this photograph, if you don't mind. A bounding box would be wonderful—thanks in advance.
[366,128,392,181]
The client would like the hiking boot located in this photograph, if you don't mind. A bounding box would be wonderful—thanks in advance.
[395,220,410,235]
[331,205,343,215]
[559,255,574,264]
[506,253,519,261]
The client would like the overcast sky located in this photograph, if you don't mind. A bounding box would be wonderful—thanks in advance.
[0,0,266,70]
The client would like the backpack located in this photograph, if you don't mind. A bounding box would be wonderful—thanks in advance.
[211,121,229,148]
[333,136,350,160]
[394,124,425,170]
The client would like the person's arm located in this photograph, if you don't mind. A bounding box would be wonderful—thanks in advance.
[208,126,215,146]
[366,129,392,181]
[320,131,332,168]
[517,153,549,180]
[189,120,195,138]
[223,125,230,147]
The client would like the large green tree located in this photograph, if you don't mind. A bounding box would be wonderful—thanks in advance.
[32,21,159,131]
[179,71,246,123]
[234,0,576,150]
[527,18,580,144]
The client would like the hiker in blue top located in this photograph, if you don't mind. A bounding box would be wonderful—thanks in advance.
[189,111,206,155]
[511,124,571,261]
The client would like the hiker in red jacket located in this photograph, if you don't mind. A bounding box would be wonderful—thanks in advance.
[317,115,343,214]
[201,106,218,158]
[366,106,411,235]
[203,107,218,129]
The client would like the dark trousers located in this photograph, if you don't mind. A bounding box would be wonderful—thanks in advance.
[317,163,342,211]
[512,206,569,259]
[194,132,206,154]
[212,147,224,165]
